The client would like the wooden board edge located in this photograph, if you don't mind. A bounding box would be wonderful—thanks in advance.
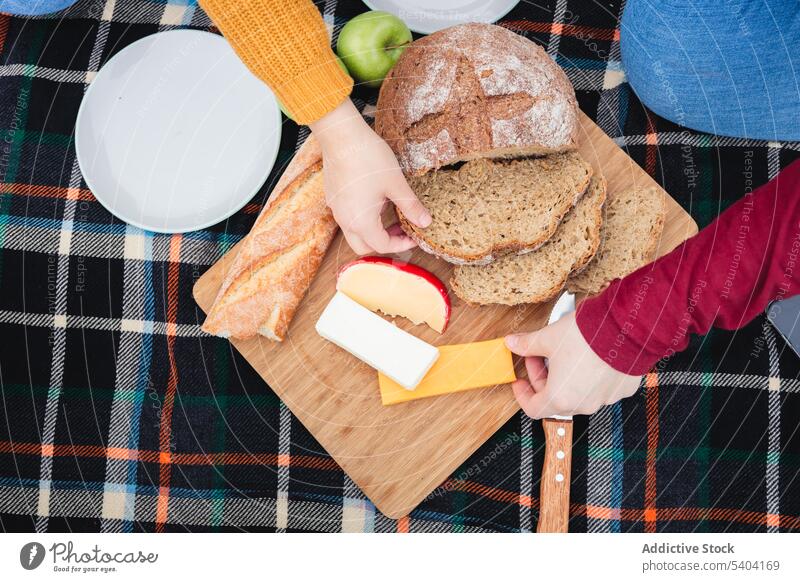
[193,244,237,314]
[367,397,521,519]
[193,275,209,313]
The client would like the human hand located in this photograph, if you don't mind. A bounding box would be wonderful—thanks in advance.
[505,313,643,418]
[309,100,431,255]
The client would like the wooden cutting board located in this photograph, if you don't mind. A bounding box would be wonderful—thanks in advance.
[193,111,698,519]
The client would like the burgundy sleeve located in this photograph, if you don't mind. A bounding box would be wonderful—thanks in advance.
[576,158,800,375]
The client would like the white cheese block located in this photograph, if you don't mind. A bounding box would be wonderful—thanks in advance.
[315,292,439,390]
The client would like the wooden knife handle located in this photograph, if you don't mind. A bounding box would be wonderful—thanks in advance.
[537,418,573,533]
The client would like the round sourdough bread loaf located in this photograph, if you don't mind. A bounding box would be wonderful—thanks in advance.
[375,23,579,176]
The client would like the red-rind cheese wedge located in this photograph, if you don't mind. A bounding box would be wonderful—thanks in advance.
[336,256,451,333]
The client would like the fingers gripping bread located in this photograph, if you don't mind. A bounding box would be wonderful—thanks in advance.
[202,136,338,341]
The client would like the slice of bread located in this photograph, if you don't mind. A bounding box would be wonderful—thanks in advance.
[401,151,593,265]
[566,185,666,295]
[451,174,607,305]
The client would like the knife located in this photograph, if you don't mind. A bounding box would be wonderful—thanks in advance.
[536,291,575,533]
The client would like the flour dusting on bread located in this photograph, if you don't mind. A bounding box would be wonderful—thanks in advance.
[375,23,580,176]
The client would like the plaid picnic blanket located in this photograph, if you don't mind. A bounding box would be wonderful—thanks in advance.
[1,0,800,533]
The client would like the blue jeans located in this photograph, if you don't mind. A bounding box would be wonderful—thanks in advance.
[621,0,800,141]
[0,0,78,15]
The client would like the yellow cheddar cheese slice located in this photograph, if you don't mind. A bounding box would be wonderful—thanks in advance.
[378,338,516,405]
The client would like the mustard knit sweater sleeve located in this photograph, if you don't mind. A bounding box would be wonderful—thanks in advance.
[199,0,353,125]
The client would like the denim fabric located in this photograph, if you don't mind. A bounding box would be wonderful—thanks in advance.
[621,0,800,141]
[0,0,77,15]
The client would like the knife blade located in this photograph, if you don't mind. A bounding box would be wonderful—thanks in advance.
[546,291,575,421]
[547,290,576,327]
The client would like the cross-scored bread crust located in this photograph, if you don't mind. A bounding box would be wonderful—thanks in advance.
[375,23,579,177]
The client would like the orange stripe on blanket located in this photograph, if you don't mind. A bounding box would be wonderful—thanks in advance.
[440,482,800,531]
[645,115,658,177]
[0,15,9,54]
[1,182,262,218]
[156,234,183,531]
[1,182,95,201]
[644,372,659,533]
[585,504,619,521]
[444,479,538,508]
[431,482,800,531]
[502,20,620,42]
[767,513,780,528]
[3,440,797,530]
[0,440,340,470]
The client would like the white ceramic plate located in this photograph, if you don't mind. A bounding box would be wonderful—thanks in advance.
[361,0,520,34]
[76,29,282,233]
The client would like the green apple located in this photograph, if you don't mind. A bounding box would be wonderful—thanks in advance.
[336,10,412,89]
[278,57,349,121]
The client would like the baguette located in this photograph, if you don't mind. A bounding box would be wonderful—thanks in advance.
[202,136,337,341]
